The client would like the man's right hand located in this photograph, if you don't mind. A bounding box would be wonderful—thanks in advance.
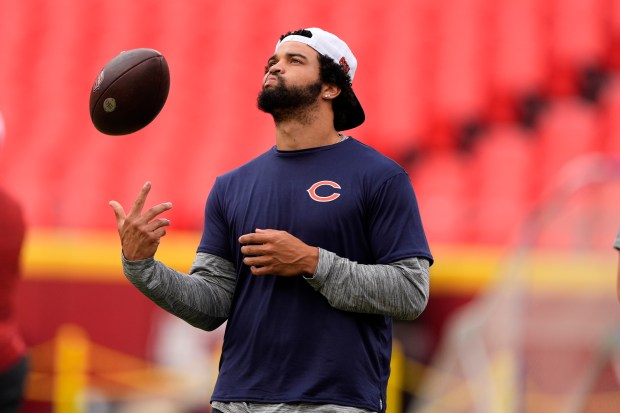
[109,181,172,261]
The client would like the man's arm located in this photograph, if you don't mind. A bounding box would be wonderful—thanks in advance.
[109,183,237,329]
[123,252,236,331]
[305,249,430,320]
[238,229,430,319]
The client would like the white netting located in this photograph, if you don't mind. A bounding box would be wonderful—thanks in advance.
[411,153,620,413]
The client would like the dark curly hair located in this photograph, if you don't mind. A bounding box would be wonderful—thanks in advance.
[279,29,356,129]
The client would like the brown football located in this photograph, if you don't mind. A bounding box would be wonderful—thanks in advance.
[89,48,170,135]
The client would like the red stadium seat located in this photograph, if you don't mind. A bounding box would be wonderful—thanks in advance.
[534,98,601,193]
[545,0,607,97]
[468,125,537,244]
[608,0,620,69]
[353,0,436,157]
[487,0,547,122]
[427,0,492,150]
[409,152,475,244]
[599,76,620,154]
[0,0,618,237]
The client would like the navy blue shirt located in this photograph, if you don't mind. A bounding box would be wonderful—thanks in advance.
[198,138,432,411]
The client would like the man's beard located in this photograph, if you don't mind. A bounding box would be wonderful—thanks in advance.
[257,77,323,124]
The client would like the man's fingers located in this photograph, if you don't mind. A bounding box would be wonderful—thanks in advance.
[143,202,173,222]
[243,255,270,267]
[122,182,172,226]
[151,226,168,240]
[249,265,271,276]
[239,229,273,245]
[109,200,125,219]
[240,244,268,256]
[243,254,272,276]
[238,233,257,245]
[108,200,126,229]
[129,181,152,216]
[144,217,171,233]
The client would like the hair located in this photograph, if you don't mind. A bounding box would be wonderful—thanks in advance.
[279,29,356,129]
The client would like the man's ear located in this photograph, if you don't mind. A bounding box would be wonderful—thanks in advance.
[321,84,341,100]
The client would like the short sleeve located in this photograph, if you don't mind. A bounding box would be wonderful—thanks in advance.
[197,178,233,261]
[367,172,433,265]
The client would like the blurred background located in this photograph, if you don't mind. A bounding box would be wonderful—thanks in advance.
[1,0,620,412]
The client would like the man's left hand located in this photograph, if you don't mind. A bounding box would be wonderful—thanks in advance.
[239,229,318,277]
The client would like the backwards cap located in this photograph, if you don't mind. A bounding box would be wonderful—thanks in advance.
[276,28,365,131]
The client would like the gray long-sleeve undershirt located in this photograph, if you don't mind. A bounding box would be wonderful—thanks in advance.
[122,248,430,331]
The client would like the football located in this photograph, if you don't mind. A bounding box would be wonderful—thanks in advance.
[89,48,170,135]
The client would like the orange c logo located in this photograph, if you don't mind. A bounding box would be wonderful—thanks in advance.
[307,180,341,202]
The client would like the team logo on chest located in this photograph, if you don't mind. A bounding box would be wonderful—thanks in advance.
[307,180,341,202]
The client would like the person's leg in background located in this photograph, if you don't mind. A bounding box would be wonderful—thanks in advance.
[0,356,29,413]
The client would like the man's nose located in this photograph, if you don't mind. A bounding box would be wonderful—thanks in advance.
[268,62,283,74]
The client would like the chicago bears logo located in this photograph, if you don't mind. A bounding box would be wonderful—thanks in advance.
[307,180,341,202]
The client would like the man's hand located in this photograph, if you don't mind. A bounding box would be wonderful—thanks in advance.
[239,229,318,277]
[109,182,172,261]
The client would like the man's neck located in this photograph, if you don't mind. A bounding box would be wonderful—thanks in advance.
[274,119,341,151]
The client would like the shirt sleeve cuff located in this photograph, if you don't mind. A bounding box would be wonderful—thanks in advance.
[121,253,156,273]
[303,248,334,288]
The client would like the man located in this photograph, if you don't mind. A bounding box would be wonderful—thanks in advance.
[0,111,29,413]
[110,28,433,413]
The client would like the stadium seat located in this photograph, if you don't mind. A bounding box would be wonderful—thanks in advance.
[1,0,618,238]
[354,0,436,156]
[545,0,607,97]
[487,0,546,123]
[608,0,620,69]
[409,152,475,244]
[427,0,491,150]
[468,125,537,244]
[599,76,620,154]
[534,98,601,194]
